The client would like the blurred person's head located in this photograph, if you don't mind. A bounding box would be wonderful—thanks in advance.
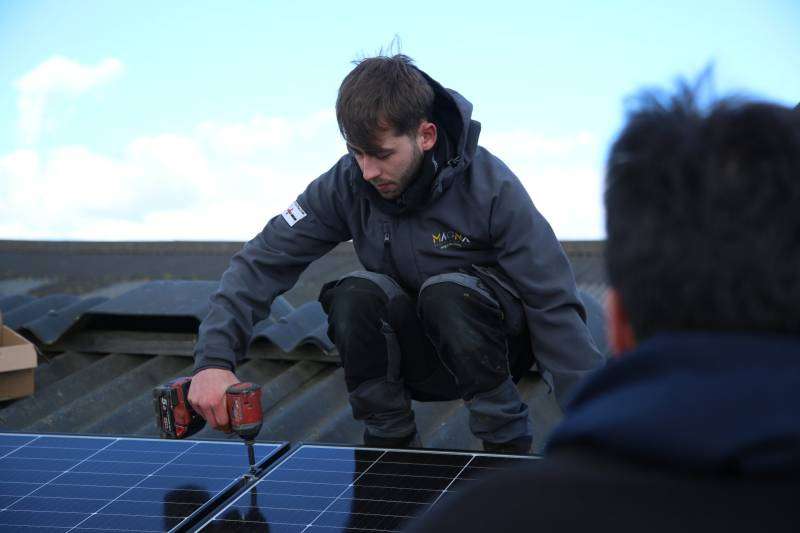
[336,54,437,199]
[604,83,800,354]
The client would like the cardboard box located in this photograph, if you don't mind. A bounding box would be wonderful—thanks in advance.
[0,311,37,401]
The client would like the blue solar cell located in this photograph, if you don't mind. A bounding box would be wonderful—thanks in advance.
[243,492,331,511]
[91,449,184,463]
[0,446,20,457]
[80,512,182,532]
[72,459,161,475]
[56,471,147,487]
[33,482,131,499]
[0,469,55,484]
[10,495,107,513]
[125,486,208,503]
[0,432,285,532]
[9,445,109,461]
[199,444,537,532]
[0,508,88,527]
[173,451,266,468]
[0,481,39,497]
[106,438,191,453]
[27,436,110,449]
[138,474,233,492]
[105,498,198,518]
[269,467,357,484]
[159,463,251,480]
[0,457,79,472]
[0,435,35,447]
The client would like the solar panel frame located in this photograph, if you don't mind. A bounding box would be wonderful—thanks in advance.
[0,432,288,533]
[197,443,539,532]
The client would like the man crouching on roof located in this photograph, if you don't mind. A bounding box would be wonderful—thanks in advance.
[187,54,603,454]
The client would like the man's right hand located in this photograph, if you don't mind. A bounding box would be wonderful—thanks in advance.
[188,368,240,431]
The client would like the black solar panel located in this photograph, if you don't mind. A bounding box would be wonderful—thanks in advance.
[0,432,285,532]
[199,444,537,532]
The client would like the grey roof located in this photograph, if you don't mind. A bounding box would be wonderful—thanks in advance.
[0,240,606,453]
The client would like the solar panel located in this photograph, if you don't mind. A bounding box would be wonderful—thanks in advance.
[0,432,286,532]
[199,444,537,532]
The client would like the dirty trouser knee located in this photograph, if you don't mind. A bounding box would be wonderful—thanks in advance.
[418,273,533,445]
[319,271,416,439]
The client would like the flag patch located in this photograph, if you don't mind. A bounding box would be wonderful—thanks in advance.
[281,201,307,227]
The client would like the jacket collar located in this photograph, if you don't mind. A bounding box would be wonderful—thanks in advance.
[547,331,800,477]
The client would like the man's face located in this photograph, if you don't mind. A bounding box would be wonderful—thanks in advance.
[347,123,433,200]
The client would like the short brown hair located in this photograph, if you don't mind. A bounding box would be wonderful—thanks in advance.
[336,54,434,152]
[606,83,800,338]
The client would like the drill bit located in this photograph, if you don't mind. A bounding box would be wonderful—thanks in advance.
[245,439,257,478]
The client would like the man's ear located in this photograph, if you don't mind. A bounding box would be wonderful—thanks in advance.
[418,121,437,151]
[607,288,637,357]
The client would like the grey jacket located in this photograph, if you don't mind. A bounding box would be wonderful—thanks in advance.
[194,71,603,405]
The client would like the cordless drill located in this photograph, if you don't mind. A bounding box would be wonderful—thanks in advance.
[153,377,263,476]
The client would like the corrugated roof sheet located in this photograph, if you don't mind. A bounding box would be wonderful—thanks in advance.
[0,240,606,453]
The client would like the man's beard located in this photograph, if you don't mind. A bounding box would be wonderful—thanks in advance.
[393,143,424,196]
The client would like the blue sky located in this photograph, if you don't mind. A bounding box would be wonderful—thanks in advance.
[1,0,798,240]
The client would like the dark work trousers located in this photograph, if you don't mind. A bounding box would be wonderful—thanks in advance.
[319,270,534,447]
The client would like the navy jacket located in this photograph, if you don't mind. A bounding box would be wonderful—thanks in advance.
[194,70,603,404]
[407,332,800,533]
[548,331,800,474]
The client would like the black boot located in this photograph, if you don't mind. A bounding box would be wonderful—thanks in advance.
[482,436,533,454]
[363,429,422,449]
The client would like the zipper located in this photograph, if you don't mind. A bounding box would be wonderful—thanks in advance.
[382,221,402,283]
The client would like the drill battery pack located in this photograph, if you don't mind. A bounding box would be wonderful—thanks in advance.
[153,377,206,439]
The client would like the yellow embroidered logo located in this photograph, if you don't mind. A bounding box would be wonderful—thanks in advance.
[432,230,473,250]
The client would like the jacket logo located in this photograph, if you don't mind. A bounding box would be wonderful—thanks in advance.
[281,201,307,227]
[432,230,473,250]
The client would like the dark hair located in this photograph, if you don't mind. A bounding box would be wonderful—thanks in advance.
[336,54,434,152]
[605,82,800,339]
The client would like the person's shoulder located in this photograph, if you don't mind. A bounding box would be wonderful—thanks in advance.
[407,452,799,533]
[470,145,517,180]
[466,145,527,198]
[319,154,357,184]
[457,146,531,216]
[305,154,358,198]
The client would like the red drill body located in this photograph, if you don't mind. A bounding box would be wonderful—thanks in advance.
[225,382,263,440]
[225,382,263,475]
[154,378,264,474]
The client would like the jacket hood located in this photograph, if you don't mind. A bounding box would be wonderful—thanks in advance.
[547,332,800,477]
[351,69,481,215]
[420,70,481,178]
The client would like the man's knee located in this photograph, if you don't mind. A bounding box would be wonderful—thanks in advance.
[320,271,403,337]
[319,271,405,391]
[418,273,503,331]
[321,278,383,335]
[418,273,509,398]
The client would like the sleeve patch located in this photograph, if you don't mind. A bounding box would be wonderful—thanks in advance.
[281,201,307,227]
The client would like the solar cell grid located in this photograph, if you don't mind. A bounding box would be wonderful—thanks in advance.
[0,433,284,532]
[201,444,537,532]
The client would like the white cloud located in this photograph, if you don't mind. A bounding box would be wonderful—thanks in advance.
[0,104,604,240]
[196,110,336,157]
[0,110,345,240]
[15,56,123,144]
